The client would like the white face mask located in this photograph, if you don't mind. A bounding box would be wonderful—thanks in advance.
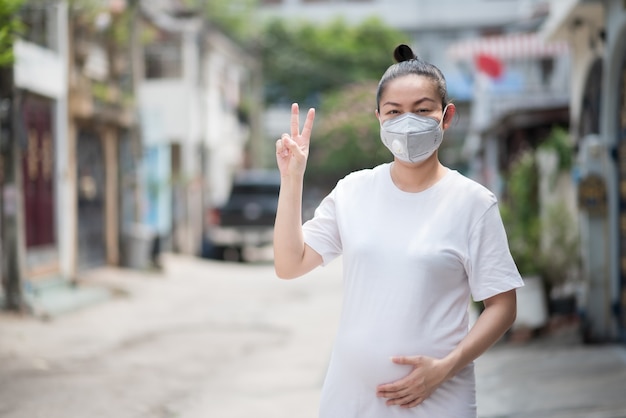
[379,106,449,163]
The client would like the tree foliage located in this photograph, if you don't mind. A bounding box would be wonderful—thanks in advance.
[260,16,408,106]
[500,126,579,285]
[185,0,260,44]
[500,151,541,276]
[307,81,390,185]
[0,0,25,67]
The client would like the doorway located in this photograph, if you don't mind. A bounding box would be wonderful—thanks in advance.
[76,131,106,270]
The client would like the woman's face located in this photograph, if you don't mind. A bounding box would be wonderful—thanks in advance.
[376,74,454,129]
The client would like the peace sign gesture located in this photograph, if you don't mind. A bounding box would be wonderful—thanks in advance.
[276,103,316,179]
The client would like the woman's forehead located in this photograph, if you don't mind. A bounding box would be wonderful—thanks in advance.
[381,75,439,102]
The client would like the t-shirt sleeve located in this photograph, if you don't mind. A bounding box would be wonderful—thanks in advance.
[302,187,343,266]
[466,202,524,301]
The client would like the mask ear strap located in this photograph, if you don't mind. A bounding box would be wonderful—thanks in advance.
[440,104,451,127]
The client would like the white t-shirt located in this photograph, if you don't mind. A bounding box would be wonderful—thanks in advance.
[302,163,523,418]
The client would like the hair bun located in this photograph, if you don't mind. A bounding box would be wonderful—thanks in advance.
[393,44,417,63]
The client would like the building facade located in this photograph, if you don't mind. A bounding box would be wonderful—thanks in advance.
[543,0,626,342]
[3,2,73,310]
[1,0,262,315]
[1,0,140,315]
[138,1,262,258]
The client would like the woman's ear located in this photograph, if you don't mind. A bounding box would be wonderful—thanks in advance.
[442,103,456,130]
[375,108,381,122]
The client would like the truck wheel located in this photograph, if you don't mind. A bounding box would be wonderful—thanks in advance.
[210,245,226,260]
[223,246,243,262]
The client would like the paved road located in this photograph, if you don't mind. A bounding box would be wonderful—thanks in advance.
[0,254,343,418]
[476,335,626,418]
[1,254,626,418]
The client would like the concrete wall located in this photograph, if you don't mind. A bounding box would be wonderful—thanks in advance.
[138,80,190,145]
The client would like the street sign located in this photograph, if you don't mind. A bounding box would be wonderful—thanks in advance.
[577,173,607,216]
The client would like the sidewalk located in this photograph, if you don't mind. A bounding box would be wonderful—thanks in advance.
[477,324,626,418]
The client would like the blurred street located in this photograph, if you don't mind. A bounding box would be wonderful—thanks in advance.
[0,254,625,418]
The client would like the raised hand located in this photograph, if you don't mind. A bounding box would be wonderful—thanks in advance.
[275,103,315,178]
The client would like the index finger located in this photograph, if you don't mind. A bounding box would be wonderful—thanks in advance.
[290,103,300,138]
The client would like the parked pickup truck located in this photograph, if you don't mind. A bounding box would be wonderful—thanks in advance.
[206,169,281,262]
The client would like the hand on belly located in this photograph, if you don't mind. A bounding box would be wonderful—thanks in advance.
[376,354,448,409]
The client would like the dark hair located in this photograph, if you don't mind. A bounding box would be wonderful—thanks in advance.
[376,44,449,111]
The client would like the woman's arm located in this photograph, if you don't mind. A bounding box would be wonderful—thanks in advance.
[376,289,517,408]
[440,289,517,378]
[273,104,322,279]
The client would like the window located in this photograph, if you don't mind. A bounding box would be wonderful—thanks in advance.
[144,33,182,79]
[20,4,53,49]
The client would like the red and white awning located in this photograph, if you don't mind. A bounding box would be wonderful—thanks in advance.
[447,32,569,61]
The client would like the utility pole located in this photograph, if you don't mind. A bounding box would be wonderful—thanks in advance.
[0,66,23,311]
[129,0,144,223]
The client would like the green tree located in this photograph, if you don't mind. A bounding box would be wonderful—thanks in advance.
[500,151,541,276]
[259,16,407,183]
[260,16,408,106]
[185,0,260,43]
[307,81,389,186]
[0,0,25,67]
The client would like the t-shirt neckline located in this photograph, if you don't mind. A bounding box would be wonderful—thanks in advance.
[383,163,454,198]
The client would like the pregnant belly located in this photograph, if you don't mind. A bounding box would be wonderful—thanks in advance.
[331,330,420,389]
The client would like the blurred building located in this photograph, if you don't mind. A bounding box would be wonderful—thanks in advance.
[0,2,71,311]
[137,0,262,257]
[0,0,262,316]
[0,0,139,314]
[542,0,626,343]
[448,33,570,195]
[68,3,139,272]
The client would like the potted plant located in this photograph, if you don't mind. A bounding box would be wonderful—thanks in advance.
[535,127,581,317]
[501,150,549,333]
[536,202,580,316]
[501,126,581,335]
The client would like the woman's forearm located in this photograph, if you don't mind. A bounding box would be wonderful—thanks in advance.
[441,290,517,380]
[273,175,308,279]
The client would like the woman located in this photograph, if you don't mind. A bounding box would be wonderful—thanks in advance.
[274,44,523,417]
